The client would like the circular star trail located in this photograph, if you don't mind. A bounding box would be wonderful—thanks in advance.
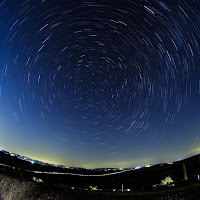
[0,0,200,168]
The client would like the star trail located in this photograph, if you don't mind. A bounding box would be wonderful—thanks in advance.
[0,0,200,168]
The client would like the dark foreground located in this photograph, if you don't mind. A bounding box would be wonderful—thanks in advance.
[0,173,200,200]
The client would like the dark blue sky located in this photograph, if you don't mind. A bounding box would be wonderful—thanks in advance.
[0,0,200,168]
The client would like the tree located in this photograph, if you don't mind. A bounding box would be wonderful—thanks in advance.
[89,186,98,191]
[183,163,188,181]
[161,176,173,185]
[153,176,174,188]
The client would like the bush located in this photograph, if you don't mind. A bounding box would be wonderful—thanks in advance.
[0,175,35,200]
[32,177,44,183]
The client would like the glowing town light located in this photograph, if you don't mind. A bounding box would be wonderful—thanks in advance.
[135,166,141,170]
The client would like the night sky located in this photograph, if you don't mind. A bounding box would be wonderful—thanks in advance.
[0,0,200,168]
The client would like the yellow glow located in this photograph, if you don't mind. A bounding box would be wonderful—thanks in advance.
[192,146,200,155]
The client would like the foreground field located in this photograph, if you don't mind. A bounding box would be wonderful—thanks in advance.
[0,173,200,200]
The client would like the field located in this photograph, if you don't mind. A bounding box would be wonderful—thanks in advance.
[0,172,200,200]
